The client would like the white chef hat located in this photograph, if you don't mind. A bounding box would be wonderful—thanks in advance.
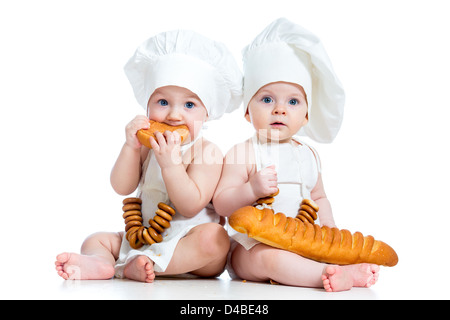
[124,30,243,121]
[243,18,345,143]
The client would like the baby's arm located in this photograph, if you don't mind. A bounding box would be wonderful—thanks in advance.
[110,115,149,195]
[213,141,278,217]
[310,174,336,228]
[157,136,224,218]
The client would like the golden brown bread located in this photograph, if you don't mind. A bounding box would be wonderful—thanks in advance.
[137,120,189,149]
[122,198,176,249]
[229,206,398,267]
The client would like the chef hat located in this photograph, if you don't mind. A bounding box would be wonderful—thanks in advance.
[124,30,243,121]
[243,18,345,143]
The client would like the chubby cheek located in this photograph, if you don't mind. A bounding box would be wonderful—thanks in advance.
[247,109,267,131]
[184,119,204,143]
[147,107,165,122]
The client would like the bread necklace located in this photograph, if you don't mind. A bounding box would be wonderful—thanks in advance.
[122,197,176,249]
[254,188,319,225]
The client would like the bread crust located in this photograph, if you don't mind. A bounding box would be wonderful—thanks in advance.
[229,206,398,267]
[137,120,189,149]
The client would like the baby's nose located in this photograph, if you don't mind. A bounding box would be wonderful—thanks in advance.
[272,103,287,115]
[167,108,183,121]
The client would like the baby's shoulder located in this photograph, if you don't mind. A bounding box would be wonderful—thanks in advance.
[193,138,223,165]
[199,137,222,152]
[224,138,255,167]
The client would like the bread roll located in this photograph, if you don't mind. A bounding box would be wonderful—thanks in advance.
[229,206,398,267]
[137,120,189,149]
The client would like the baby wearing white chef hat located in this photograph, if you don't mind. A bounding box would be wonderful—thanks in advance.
[56,30,243,283]
[213,18,380,292]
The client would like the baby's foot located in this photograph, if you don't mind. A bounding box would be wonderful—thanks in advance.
[321,264,380,292]
[55,252,115,280]
[123,255,155,283]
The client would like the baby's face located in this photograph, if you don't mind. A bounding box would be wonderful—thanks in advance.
[246,82,308,143]
[147,86,208,142]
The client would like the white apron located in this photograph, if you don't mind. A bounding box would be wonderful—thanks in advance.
[115,134,219,276]
[228,134,321,251]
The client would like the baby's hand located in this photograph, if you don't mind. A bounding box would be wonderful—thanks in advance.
[125,115,149,149]
[249,165,278,199]
[150,130,183,169]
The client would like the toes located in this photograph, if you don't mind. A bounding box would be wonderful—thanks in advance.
[56,252,70,263]
[144,261,155,283]
[322,277,333,292]
[325,266,337,276]
[146,273,156,283]
[144,262,153,271]
[57,270,69,280]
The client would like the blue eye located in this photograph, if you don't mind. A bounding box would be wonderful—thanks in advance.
[289,99,298,106]
[262,97,273,104]
[158,99,168,106]
[185,102,195,109]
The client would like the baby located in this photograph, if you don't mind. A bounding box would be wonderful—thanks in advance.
[213,18,380,292]
[55,30,242,282]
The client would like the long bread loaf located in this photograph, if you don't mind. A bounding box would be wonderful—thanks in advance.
[229,206,398,267]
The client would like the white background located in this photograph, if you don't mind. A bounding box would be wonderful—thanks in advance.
[1,0,449,299]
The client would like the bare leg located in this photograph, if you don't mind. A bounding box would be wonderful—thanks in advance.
[162,223,230,277]
[55,232,122,280]
[231,243,380,291]
[231,243,325,287]
[122,223,230,281]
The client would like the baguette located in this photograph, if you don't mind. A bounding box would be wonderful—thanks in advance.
[137,120,189,149]
[229,206,398,267]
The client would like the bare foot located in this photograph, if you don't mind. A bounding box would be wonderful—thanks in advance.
[321,264,380,292]
[123,255,155,283]
[55,252,115,280]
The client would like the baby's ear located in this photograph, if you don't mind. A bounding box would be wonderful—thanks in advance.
[302,112,309,126]
[244,110,251,123]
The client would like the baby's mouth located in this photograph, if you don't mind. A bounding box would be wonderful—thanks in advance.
[270,121,286,127]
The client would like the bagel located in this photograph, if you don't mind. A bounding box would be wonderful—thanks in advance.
[137,120,189,149]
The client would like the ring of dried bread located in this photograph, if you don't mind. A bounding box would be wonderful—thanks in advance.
[122,197,142,205]
[125,220,142,232]
[299,204,318,220]
[297,214,311,224]
[154,215,170,229]
[137,120,189,149]
[126,226,140,241]
[149,219,165,233]
[158,202,176,216]
[256,197,275,205]
[302,199,319,212]
[297,210,315,224]
[155,209,173,221]
[142,228,156,245]
[129,231,144,249]
[148,227,163,243]
[122,203,141,212]
[124,215,143,224]
[122,210,142,219]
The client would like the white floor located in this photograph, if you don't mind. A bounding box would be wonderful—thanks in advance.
[2,260,445,300]
[51,276,380,300]
[2,195,449,301]
[0,273,373,300]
